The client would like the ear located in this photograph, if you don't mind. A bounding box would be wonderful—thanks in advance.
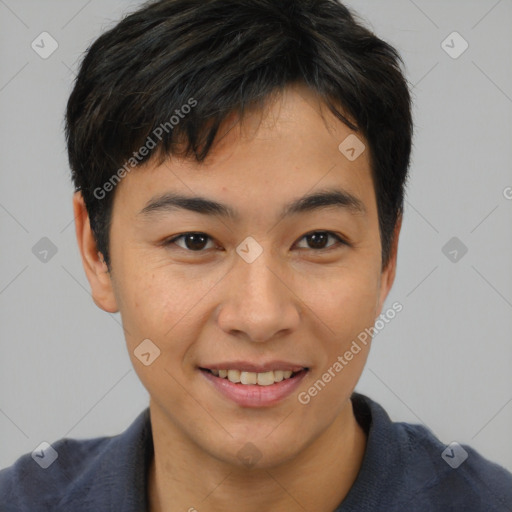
[73,191,119,313]
[375,214,402,317]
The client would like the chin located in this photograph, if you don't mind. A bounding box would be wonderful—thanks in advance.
[215,430,309,470]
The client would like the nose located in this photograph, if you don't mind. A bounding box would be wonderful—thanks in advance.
[215,250,301,343]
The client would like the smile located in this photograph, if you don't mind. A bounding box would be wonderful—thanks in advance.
[199,366,309,407]
[208,368,298,385]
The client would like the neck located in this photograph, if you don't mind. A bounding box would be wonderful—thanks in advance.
[148,398,366,512]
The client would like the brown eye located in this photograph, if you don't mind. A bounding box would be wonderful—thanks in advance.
[165,232,215,251]
[295,231,347,250]
[164,230,347,253]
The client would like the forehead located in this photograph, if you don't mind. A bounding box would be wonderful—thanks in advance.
[112,84,376,222]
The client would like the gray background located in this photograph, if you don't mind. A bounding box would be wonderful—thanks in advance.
[1,0,511,473]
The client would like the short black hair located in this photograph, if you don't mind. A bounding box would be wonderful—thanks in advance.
[65,0,413,271]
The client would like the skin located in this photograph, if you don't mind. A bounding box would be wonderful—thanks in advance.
[74,83,401,512]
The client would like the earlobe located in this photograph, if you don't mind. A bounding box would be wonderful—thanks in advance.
[375,214,402,317]
[73,191,119,313]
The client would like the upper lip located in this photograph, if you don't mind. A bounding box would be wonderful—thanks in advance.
[200,361,308,373]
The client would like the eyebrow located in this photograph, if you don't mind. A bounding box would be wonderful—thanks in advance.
[139,187,366,220]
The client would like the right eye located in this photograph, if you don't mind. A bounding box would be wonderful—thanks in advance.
[163,232,217,252]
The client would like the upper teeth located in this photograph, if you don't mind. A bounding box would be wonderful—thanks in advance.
[211,369,294,385]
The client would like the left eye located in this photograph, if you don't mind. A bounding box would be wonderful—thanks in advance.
[295,231,346,250]
[164,231,346,252]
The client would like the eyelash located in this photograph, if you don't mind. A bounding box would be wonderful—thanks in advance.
[163,231,349,253]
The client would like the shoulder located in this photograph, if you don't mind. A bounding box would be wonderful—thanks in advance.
[349,393,512,511]
[0,435,114,510]
[386,415,512,510]
[0,407,152,512]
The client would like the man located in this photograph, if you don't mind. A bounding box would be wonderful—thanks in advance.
[1,0,511,510]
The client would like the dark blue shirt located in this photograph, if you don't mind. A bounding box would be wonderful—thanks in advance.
[1,393,511,511]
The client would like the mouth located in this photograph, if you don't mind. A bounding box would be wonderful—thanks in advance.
[199,364,309,407]
[201,367,306,385]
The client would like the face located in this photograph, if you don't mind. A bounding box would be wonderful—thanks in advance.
[75,83,399,469]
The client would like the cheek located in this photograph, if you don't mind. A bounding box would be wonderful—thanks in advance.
[296,264,380,344]
[116,269,196,403]
[115,262,221,367]
[294,270,378,416]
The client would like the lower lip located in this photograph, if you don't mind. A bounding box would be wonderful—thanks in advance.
[200,369,308,408]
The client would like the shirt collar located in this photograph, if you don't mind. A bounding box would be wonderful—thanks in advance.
[58,392,399,511]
